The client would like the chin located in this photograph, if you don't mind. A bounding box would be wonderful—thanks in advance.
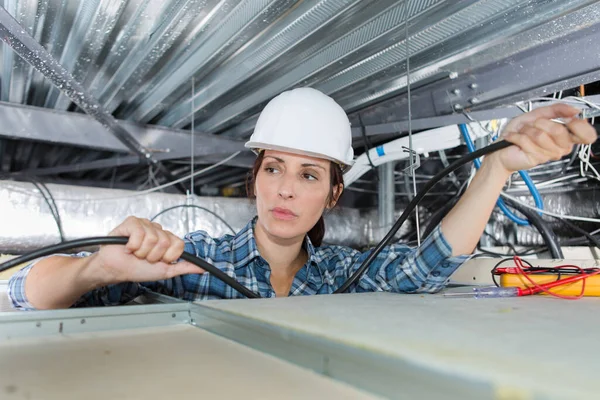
[262,215,308,240]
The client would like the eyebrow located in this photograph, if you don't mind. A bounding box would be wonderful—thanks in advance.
[264,156,327,171]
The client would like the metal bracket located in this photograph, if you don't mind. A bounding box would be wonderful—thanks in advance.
[402,146,420,176]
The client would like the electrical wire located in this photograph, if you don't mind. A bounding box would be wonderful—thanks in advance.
[511,256,600,300]
[1,140,513,299]
[358,114,378,173]
[334,140,513,293]
[33,181,65,243]
[0,236,260,299]
[150,204,236,235]
[4,151,242,203]
[547,215,600,250]
[500,193,600,223]
[502,198,563,259]
[491,257,535,287]
[459,123,543,225]
[3,175,66,243]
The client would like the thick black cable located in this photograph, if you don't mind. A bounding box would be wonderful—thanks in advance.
[549,216,600,250]
[334,140,513,293]
[0,140,512,299]
[150,204,236,235]
[0,236,260,299]
[503,199,564,259]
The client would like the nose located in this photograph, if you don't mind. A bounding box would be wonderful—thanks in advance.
[278,175,296,200]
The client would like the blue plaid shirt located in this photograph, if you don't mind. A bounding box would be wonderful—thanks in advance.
[8,217,469,310]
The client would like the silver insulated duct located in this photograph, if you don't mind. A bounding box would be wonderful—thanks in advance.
[0,180,394,252]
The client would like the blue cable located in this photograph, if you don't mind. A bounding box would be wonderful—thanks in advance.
[458,124,544,226]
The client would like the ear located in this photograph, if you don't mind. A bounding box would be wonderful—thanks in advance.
[328,183,344,208]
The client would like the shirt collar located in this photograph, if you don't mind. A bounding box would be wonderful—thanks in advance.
[232,217,322,281]
[302,233,324,284]
[231,217,262,269]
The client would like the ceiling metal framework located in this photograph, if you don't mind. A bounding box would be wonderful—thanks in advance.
[0,0,599,193]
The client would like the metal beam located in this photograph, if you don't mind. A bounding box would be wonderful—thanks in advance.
[353,3,600,131]
[354,94,600,138]
[0,6,152,160]
[0,100,246,155]
[13,152,255,177]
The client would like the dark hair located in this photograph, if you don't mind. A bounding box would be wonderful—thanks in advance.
[246,151,344,246]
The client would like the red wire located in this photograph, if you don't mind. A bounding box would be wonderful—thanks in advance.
[512,256,600,300]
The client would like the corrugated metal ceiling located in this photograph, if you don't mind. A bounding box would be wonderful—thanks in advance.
[0,0,599,193]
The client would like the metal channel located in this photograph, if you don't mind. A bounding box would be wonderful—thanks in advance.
[0,300,191,340]
[188,302,495,400]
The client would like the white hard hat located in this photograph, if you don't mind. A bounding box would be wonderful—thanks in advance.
[245,87,354,171]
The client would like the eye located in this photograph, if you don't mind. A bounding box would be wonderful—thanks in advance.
[303,173,318,181]
[264,166,280,174]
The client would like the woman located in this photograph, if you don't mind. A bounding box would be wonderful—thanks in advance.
[8,88,596,309]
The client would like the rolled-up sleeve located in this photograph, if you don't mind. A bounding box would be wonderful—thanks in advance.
[7,252,146,310]
[7,264,36,310]
[351,224,471,294]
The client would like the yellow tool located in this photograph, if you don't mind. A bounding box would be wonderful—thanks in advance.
[500,273,600,297]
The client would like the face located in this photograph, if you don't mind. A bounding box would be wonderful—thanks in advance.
[254,150,339,242]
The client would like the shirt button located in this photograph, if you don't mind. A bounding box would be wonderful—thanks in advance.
[432,271,441,277]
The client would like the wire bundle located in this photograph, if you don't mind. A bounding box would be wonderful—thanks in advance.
[492,256,600,300]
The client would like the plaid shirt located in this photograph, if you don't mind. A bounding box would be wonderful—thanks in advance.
[8,217,469,309]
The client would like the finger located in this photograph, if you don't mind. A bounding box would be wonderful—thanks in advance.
[162,233,185,264]
[523,126,568,161]
[566,118,598,145]
[133,223,159,259]
[162,261,205,279]
[532,119,575,152]
[109,216,145,254]
[151,222,162,230]
[504,130,552,165]
[525,103,580,121]
[146,229,172,263]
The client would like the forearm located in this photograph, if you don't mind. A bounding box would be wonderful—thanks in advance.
[23,254,106,310]
[441,154,512,256]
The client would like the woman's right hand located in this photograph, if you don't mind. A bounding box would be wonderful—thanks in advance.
[89,216,205,285]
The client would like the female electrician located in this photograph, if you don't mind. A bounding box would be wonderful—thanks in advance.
[8,88,597,309]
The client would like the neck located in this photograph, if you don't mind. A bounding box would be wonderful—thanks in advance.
[254,219,307,276]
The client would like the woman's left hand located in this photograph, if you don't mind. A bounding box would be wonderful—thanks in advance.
[493,103,597,173]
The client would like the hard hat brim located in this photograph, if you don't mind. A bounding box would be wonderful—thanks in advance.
[245,141,354,172]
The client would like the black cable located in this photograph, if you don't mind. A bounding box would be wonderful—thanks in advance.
[481,230,519,255]
[2,173,65,242]
[31,182,61,237]
[0,236,260,299]
[421,177,469,240]
[150,204,236,235]
[548,216,600,250]
[334,140,512,293]
[358,114,378,173]
[491,258,534,287]
[36,181,65,243]
[0,140,512,299]
[475,245,543,257]
[503,199,564,259]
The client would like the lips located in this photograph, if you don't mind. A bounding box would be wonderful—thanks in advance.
[271,207,298,221]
